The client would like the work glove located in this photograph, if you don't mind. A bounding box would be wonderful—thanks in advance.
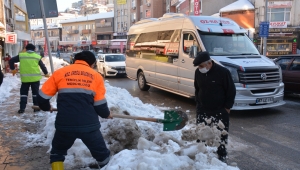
[44,73,51,78]
[11,70,17,76]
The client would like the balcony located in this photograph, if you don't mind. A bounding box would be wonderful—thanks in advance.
[82,29,91,34]
[67,30,79,34]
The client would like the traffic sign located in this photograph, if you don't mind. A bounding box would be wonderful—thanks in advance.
[259,22,270,37]
[5,33,17,44]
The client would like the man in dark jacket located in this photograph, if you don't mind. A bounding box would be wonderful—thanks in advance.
[9,44,50,113]
[38,51,112,169]
[193,51,236,163]
[0,67,3,86]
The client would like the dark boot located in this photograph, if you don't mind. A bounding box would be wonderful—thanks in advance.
[217,144,227,163]
[18,109,25,114]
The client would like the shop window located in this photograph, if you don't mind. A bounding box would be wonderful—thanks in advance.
[289,58,300,71]
[267,8,291,22]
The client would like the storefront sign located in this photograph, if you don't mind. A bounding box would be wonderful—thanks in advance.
[269,28,300,33]
[5,33,17,44]
[111,42,121,46]
[269,21,287,28]
[97,40,109,45]
[92,41,97,45]
[267,51,290,56]
[194,0,201,16]
[117,0,126,5]
[268,1,292,8]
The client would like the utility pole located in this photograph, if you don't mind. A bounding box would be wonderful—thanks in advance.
[263,0,268,56]
[39,0,54,73]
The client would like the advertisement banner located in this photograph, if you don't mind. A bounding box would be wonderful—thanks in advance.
[194,0,201,16]
[117,0,127,5]
[269,21,287,28]
[268,1,292,8]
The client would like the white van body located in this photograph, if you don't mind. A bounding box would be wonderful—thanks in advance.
[125,13,285,110]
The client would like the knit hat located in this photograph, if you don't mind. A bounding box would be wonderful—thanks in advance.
[25,44,36,51]
[193,51,211,66]
[74,51,96,66]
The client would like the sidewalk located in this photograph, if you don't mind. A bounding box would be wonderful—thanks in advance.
[0,80,50,170]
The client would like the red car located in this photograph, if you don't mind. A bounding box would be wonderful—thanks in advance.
[275,55,300,94]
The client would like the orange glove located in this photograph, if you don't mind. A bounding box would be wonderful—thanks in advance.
[11,70,17,76]
[44,73,51,78]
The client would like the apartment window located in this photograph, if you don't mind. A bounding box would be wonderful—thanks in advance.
[176,7,180,13]
[117,22,120,29]
[140,0,143,5]
[190,0,194,13]
[92,24,95,29]
[140,12,143,20]
[267,8,291,22]
[132,0,136,8]
[145,10,151,18]
[117,10,120,16]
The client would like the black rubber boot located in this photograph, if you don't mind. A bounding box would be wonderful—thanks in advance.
[217,144,227,163]
[18,109,25,114]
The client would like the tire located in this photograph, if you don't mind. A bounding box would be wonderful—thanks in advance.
[138,72,150,91]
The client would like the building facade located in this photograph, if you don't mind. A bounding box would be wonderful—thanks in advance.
[166,0,236,16]
[31,27,62,52]
[253,0,300,57]
[60,12,114,52]
[30,13,80,28]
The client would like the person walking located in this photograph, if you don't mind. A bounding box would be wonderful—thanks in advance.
[4,53,11,73]
[0,66,3,87]
[193,51,236,163]
[37,51,112,170]
[9,44,50,114]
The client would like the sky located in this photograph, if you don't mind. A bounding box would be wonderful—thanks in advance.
[57,0,79,11]
[0,57,245,169]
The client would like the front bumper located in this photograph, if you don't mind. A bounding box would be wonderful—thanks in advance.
[231,83,285,110]
[105,68,126,77]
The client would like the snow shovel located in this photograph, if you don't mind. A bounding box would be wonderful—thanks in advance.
[32,106,188,131]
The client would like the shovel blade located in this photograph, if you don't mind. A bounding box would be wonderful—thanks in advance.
[162,110,188,131]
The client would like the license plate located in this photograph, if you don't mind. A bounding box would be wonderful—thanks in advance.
[256,97,274,104]
[118,71,125,73]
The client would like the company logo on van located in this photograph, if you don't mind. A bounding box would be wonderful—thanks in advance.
[200,20,233,25]
[261,73,267,81]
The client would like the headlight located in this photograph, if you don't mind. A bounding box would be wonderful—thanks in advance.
[107,65,117,69]
[224,66,239,83]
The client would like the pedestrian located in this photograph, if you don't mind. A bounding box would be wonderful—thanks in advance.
[9,43,50,114]
[40,50,44,58]
[0,67,3,87]
[4,53,11,73]
[37,51,112,170]
[193,51,236,163]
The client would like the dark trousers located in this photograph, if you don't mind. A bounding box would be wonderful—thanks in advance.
[50,130,110,166]
[196,105,229,145]
[20,81,40,110]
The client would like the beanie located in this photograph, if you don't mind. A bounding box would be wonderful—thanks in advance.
[26,44,36,51]
[193,51,211,66]
[74,51,96,66]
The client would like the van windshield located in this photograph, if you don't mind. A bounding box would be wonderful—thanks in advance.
[105,55,125,62]
[199,31,260,56]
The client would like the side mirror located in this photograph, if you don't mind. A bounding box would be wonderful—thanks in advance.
[189,45,198,58]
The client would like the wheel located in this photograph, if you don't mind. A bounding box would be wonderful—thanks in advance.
[103,68,106,78]
[138,72,150,91]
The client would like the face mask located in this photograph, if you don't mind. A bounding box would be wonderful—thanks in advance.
[199,67,209,73]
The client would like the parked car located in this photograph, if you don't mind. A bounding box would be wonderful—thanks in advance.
[275,55,300,94]
[96,54,126,77]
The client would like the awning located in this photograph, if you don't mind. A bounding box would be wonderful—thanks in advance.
[14,30,31,41]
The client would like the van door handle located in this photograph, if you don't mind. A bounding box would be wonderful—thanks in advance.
[181,59,185,63]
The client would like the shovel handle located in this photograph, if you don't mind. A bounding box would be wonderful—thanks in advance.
[31,106,161,123]
[111,113,161,123]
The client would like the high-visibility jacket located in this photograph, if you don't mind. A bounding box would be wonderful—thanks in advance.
[38,60,110,132]
[19,52,42,82]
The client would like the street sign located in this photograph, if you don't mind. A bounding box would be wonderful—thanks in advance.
[25,0,58,19]
[259,22,270,37]
[5,33,17,44]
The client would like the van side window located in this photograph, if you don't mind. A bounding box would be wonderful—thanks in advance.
[276,58,292,70]
[136,32,158,44]
[289,58,300,71]
[183,33,199,54]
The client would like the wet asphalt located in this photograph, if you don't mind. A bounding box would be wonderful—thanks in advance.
[106,76,300,170]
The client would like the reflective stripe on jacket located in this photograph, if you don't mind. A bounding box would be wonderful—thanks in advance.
[19,52,42,82]
[38,60,110,132]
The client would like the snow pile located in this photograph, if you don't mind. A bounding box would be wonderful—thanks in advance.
[1,57,241,169]
[0,74,20,103]
[219,0,254,12]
